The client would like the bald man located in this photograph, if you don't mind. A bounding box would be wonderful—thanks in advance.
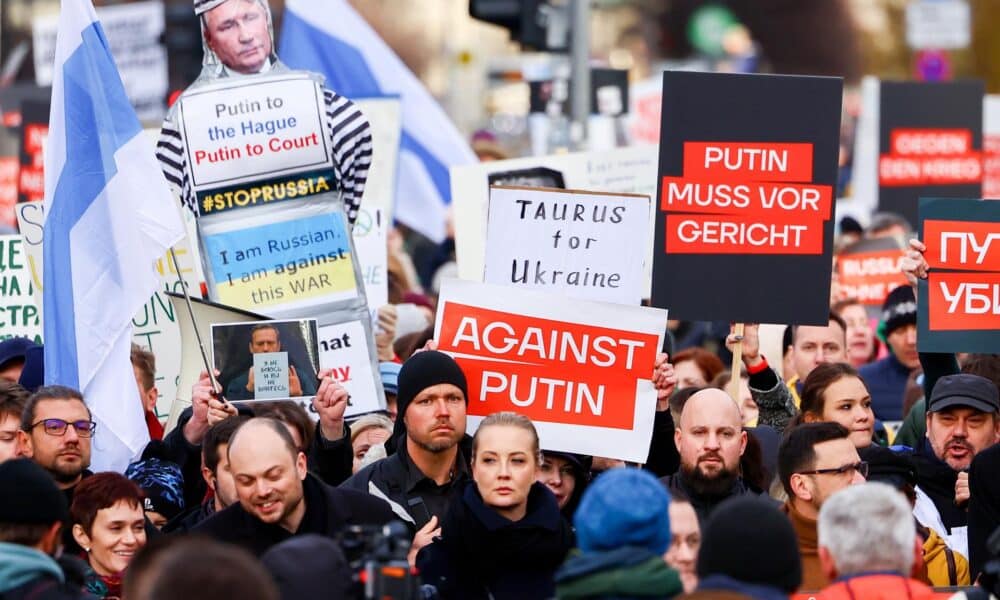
[661,388,764,523]
[194,417,393,556]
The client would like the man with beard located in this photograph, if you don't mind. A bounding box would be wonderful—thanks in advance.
[777,422,866,591]
[660,388,760,523]
[341,351,471,561]
[19,386,93,500]
[18,386,96,555]
[194,417,393,556]
[913,374,999,563]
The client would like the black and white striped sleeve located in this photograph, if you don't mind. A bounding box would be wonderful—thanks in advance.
[324,89,373,226]
[156,118,197,216]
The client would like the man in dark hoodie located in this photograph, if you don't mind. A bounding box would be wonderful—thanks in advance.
[556,468,683,598]
[0,459,91,599]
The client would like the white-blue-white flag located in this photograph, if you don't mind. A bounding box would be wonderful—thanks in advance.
[43,0,186,472]
[280,0,477,243]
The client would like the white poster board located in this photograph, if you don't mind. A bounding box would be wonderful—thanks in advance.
[178,74,332,193]
[33,0,169,122]
[905,0,971,50]
[484,186,650,305]
[434,278,667,463]
[352,207,388,320]
[452,145,659,297]
[318,319,383,418]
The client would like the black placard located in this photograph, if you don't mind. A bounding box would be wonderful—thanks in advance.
[877,80,984,227]
[651,71,842,325]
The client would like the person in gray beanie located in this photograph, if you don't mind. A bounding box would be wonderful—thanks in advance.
[340,351,472,541]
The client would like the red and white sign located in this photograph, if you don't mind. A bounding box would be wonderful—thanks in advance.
[984,96,1000,199]
[660,141,832,255]
[434,278,667,462]
[836,247,908,308]
[879,128,982,187]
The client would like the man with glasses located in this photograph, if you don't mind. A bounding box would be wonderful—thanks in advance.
[778,422,866,592]
[914,374,1000,566]
[19,385,97,554]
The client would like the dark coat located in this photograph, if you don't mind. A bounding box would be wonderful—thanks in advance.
[340,437,473,532]
[659,472,764,524]
[417,482,574,600]
[194,473,394,556]
[859,353,913,422]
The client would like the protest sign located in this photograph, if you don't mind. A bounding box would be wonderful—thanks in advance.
[354,98,402,221]
[877,80,983,226]
[181,73,370,323]
[178,74,332,198]
[164,294,263,431]
[352,207,388,318]
[651,71,841,325]
[15,201,202,420]
[918,198,1000,353]
[836,237,908,316]
[0,235,42,343]
[452,145,659,296]
[484,186,650,305]
[33,1,168,122]
[985,95,1000,199]
[201,208,358,311]
[317,319,384,418]
[434,279,667,463]
[254,352,290,399]
[626,75,663,146]
[212,319,320,403]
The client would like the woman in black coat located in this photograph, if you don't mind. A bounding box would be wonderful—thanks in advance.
[416,412,574,599]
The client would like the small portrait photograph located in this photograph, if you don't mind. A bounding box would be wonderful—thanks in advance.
[211,319,320,402]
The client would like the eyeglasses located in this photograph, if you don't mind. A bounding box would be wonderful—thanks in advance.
[29,419,96,438]
[797,461,868,479]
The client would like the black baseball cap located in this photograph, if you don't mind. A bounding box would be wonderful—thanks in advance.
[928,374,1000,414]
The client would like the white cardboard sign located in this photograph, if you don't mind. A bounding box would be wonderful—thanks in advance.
[451,145,659,297]
[434,278,667,463]
[318,320,383,418]
[178,74,331,191]
[484,186,650,305]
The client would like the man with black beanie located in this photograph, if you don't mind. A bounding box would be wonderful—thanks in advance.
[681,495,802,599]
[0,459,91,599]
[859,284,919,421]
[340,350,472,546]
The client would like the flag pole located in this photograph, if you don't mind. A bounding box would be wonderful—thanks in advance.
[168,247,222,395]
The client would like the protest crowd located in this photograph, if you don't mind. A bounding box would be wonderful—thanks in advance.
[3,0,1000,599]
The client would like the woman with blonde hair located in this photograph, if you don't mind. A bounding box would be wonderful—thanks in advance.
[417,412,574,599]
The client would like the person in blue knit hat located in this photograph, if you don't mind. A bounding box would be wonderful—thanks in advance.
[555,468,683,598]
